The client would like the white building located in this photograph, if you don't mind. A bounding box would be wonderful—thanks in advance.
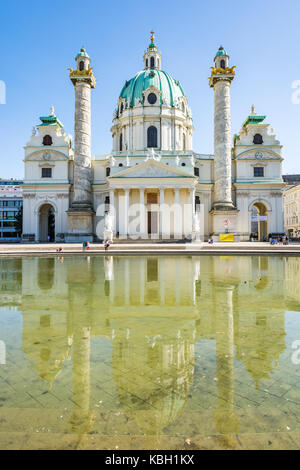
[23,35,285,242]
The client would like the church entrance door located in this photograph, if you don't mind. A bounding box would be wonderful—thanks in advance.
[148,211,158,237]
[251,202,268,241]
[39,203,55,242]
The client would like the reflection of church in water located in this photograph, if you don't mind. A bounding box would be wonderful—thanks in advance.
[1,255,300,443]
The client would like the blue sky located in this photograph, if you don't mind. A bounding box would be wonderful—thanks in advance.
[1,0,300,178]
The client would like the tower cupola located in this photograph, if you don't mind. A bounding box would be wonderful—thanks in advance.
[143,31,161,70]
[214,46,229,69]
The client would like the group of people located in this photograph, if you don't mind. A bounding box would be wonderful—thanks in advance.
[270,236,289,245]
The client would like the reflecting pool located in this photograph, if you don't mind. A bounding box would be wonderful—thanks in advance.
[0,255,300,450]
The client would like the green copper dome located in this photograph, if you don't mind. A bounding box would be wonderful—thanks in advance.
[119,69,185,108]
[76,48,90,59]
[215,46,227,58]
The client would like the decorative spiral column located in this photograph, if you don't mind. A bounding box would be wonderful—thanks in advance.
[209,49,235,210]
[66,48,96,242]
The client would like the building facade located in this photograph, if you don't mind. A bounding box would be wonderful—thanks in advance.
[283,183,300,237]
[0,179,23,242]
[23,35,285,242]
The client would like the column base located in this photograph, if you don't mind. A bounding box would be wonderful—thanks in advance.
[210,208,240,241]
[65,209,95,243]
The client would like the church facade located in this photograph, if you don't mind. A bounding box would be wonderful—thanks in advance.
[23,34,285,242]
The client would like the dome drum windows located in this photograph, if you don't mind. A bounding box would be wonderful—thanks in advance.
[147,126,158,148]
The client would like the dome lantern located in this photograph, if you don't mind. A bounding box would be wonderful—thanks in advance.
[214,45,229,69]
[75,47,90,72]
[143,30,161,70]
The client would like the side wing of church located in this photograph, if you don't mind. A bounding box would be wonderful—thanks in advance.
[22,36,285,243]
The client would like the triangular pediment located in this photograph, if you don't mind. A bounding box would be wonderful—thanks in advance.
[25,149,69,162]
[236,149,281,160]
[110,159,194,179]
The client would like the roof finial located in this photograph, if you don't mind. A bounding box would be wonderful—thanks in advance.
[50,105,55,116]
[150,30,155,44]
[251,104,256,115]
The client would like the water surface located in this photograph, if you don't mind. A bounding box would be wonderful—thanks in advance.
[0,255,300,450]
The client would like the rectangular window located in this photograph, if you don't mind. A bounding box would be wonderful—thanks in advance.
[254,167,264,177]
[1,212,15,220]
[2,221,15,228]
[42,168,52,178]
[194,167,199,177]
[106,167,111,177]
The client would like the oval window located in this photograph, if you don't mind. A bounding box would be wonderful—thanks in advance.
[148,93,157,105]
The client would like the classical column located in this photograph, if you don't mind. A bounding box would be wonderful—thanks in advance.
[68,325,92,437]
[214,283,239,442]
[109,189,115,234]
[160,188,165,238]
[190,187,195,215]
[160,258,165,305]
[174,188,182,239]
[175,258,181,304]
[125,258,130,305]
[139,188,146,238]
[140,257,145,304]
[124,188,129,237]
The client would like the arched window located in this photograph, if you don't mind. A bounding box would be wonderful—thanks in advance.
[150,56,155,69]
[147,126,157,148]
[43,135,52,146]
[220,59,225,69]
[146,58,148,68]
[119,133,123,151]
[253,133,263,145]
[79,61,84,71]
[120,103,124,114]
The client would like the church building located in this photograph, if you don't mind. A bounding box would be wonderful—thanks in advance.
[22,34,285,242]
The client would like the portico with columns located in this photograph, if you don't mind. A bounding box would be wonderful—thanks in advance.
[107,159,197,239]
